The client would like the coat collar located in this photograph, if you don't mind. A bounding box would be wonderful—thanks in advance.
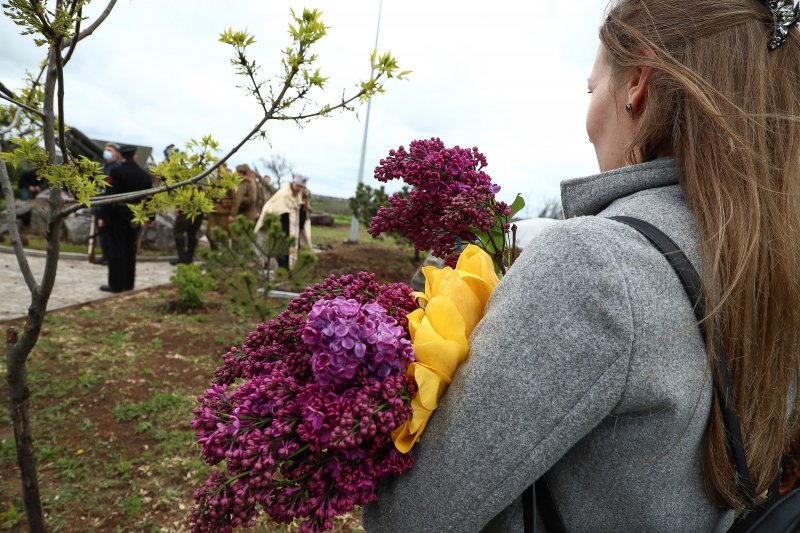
[560,157,678,219]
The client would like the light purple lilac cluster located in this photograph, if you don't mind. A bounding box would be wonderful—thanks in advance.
[369,138,510,266]
[190,273,419,533]
[303,297,414,388]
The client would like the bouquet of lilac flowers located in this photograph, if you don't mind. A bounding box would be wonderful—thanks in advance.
[369,138,524,272]
[190,273,418,533]
[190,139,520,533]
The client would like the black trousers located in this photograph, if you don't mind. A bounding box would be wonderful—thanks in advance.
[174,212,203,236]
[106,218,139,291]
[174,212,203,262]
[98,224,111,260]
[278,213,290,268]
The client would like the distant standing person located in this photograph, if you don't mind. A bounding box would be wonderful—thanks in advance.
[299,179,312,249]
[100,145,152,292]
[206,164,234,250]
[94,142,123,266]
[170,209,203,265]
[231,164,260,222]
[254,173,311,268]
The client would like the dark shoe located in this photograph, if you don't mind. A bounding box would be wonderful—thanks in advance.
[95,257,108,266]
[169,258,181,266]
[100,285,123,293]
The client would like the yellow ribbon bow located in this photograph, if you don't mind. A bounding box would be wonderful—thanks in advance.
[393,244,500,453]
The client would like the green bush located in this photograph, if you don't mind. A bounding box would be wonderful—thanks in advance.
[170,263,214,309]
[201,215,316,321]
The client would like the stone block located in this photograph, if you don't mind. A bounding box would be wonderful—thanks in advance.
[410,253,444,292]
[63,209,92,244]
[140,211,176,250]
[310,212,334,226]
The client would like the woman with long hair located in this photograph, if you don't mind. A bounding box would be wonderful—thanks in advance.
[364,0,800,530]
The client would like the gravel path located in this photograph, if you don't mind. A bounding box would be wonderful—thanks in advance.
[0,248,175,322]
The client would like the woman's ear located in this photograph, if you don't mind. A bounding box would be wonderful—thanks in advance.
[628,65,654,114]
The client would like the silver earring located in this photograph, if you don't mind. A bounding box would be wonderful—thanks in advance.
[625,103,635,120]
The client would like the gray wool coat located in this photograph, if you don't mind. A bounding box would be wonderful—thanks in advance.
[363,158,735,532]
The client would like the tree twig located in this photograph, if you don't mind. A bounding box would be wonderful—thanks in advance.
[30,0,53,39]
[57,57,309,218]
[0,151,38,293]
[272,90,365,121]
[61,0,117,48]
[62,5,81,66]
[242,56,267,114]
[0,107,23,137]
[38,187,63,305]
[0,92,46,119]
[54,41,70,164]
[34,43,64,302]
[0,66,48,135]
[41,51,57,165]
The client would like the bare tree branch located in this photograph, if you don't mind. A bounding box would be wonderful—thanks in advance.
[57,115,269,217]
[54,40,70,164]
[0,92,46,119]
[54,24,388,219]
[41,52,58,165]
[38,188,63,304]
[62,5,81,66]
[57,58,307,218]
[0,108,23,137]
[61,0,117,48]
[30,0,53,39]
[0,65,48,135]
[0,152,38,293]
[0,81,15,99]
[273,91,363,122]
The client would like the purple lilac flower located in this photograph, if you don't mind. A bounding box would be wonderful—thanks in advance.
[302,297,414,388]
[191,273,419,533]
[368,138,510,266]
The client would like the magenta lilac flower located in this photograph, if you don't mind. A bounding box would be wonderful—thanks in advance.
[368,138,510,265]
[191,272,418,533]
[303,297,414,388]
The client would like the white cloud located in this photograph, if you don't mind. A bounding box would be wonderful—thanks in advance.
[1,0,608,207]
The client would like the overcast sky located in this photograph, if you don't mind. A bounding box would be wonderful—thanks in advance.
[1,1,609,215]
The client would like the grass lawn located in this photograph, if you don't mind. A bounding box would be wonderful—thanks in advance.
[312,221,410,251]
[15,233,171,257]
[0,239,419,532]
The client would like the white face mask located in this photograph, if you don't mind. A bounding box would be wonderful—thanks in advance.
[103,149,113,161]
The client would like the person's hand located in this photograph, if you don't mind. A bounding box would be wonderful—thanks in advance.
[228,215,235,223]
[97,219,105,228]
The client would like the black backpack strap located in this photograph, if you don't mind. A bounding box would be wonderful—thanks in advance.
[524,477,567,533]
[523,483,535,533]
[609,216,755,504]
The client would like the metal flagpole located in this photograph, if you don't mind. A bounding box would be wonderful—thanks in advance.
[347,0,383,243]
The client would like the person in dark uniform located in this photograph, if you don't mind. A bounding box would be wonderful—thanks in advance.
[93,142,123,265]
[100,145,152,292]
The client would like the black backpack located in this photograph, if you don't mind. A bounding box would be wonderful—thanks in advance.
[523,216,800,533]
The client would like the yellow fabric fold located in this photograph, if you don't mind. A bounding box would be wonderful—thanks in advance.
[393,244,500,453]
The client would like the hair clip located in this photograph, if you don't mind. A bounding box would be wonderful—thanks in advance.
[763,0,800,50]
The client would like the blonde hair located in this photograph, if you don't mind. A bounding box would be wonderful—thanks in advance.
[601,0,800,510]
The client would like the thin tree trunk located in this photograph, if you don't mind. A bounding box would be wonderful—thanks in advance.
[0,41,66,533]
[5,327,45,533]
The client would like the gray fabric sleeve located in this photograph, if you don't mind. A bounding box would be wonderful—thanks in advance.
[363,218,636,532]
